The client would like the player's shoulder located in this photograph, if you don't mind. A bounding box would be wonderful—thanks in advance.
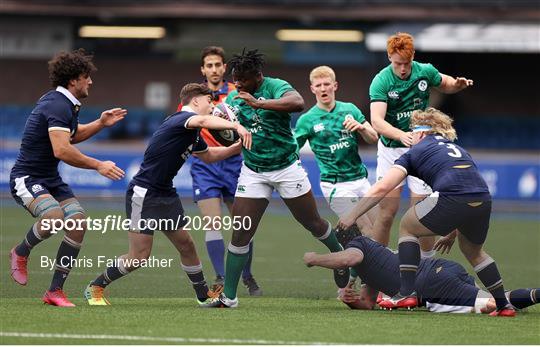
[38,90,73,115]
[226,89,239,102]
[336,101,359,112]
[413,61,438,73]
[163,110,196,127]
[296,107,317,126]
[263,76,293,89]
[412,134,441,152]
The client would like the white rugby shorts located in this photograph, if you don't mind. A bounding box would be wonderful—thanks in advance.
[235,160,311,200]
[376,139,432,195]
[320,178,371,217]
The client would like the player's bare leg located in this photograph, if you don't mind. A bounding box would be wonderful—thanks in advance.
[85,231,152,305]
[283,190,350,288]
[371,187,402,246]
[457,233,515,316]
[165,229,215,302]
[410,192,437,258]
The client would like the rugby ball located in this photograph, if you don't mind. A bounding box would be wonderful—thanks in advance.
[209,102,240,146]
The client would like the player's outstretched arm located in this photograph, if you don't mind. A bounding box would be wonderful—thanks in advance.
[436,74,474,94]
[186,115,252,150]
[370,101,413,146]
[195,142,242,164]
[235,90,304,113]
[49,130,125,180]
[338,167,406,230]
[304,248,364,269]
[71,108,127,144]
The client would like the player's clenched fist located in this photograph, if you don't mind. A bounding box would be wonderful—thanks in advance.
[97,160,125,180]
[342,117,365,132]
[303,252,317,267]
[234,91,261,109]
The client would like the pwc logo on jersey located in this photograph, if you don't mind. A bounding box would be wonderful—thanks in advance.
[31,184,44,194]
[388,91,399,99]
[418,80,428,91]
[329,141,351,154]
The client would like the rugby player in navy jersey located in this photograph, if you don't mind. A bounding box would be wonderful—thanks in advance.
[9,49,127,307]
[304,234,539,314]
[337,107,515,317]
[84,83,251,306]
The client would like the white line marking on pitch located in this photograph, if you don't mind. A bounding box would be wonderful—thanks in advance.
[0,332,335,345]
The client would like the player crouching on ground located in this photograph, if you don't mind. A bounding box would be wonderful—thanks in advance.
[336,107,515,317]
[84,83,251,306]
[304,233,539,314]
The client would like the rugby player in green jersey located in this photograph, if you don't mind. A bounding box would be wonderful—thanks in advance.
[370,32,473,256]
[296,66,378,234]
[202,50,349,308]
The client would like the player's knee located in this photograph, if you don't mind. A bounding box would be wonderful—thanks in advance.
[39,205,65,236]
[62,201,85,222]
[230,230,251,247]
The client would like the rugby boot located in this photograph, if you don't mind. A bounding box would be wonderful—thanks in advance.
[379,292,418,310]
[43,289,76,307]
[84,283,111,306]
[199,293,238,308]
[10,247,28,285]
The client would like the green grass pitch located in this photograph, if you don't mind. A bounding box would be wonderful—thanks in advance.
[1,200,539,344]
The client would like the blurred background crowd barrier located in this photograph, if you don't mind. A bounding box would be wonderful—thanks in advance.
[1,0,539,200]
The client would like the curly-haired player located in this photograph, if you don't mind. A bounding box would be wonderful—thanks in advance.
[9,49,127,306]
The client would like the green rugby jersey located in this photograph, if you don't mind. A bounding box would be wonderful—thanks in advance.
[226,77,297,172]
[295,101,368,182]
[369,61,442,148]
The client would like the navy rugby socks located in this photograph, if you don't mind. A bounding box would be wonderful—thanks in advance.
[507,288,539,309]
[49,236,81,290]
[182,263,210,301]
[15,224,45,257]
[474,257,510,310]
[398,236,421,296]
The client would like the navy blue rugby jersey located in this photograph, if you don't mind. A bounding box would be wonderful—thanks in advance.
[131,110,208,192]
[346,236,432,297]
[394,134,489,195]
[11,87,80,178]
